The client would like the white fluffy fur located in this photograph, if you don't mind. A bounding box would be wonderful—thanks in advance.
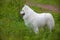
[20,5,55,34]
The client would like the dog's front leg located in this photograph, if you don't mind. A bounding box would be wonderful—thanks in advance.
[33,26,39,34]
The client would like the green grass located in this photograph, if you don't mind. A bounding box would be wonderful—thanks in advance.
[0,0,60,40]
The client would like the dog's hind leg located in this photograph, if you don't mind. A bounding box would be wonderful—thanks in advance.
[47,19,54,32]
[46,13,55,32]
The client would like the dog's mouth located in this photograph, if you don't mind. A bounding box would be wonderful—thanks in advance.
[21,13,25,16]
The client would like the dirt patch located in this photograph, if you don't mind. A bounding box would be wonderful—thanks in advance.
[25,0,60,13]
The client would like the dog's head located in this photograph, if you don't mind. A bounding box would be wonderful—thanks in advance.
[20,5,29,16]
[20,4,35,17]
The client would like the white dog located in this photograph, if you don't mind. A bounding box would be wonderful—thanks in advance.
[20,5,55,34]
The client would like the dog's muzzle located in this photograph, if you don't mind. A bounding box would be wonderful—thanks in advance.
[21,13,25,16]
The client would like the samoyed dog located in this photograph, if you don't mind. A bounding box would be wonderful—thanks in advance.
[20,5,55,34]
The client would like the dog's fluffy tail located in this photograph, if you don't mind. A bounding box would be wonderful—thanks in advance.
[46,13,55,31]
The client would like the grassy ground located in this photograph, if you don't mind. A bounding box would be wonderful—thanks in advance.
[0,0,60,40]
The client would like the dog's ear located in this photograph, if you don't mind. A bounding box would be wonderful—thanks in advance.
[24,5,29,10]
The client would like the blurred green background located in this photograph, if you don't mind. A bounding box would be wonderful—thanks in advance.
[0,0,60,40]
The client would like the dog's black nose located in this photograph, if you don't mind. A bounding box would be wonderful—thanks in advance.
[21,13,25,16]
